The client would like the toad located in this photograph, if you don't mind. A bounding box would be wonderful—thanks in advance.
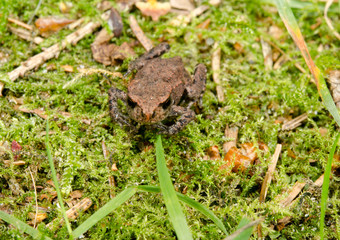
[108,43,207,135]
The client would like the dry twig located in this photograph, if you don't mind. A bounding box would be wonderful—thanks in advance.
[281,113,308,131]
[7,17,33,31]
[8,26,44,44]
[279,181,306,208]
[129,15,153,51]
[259,144,282,203]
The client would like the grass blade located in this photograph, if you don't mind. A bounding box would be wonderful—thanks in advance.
[137,185,228,235]
[320,133,340,239]
[155,135,193,240]
[274,0,340,128]
[72,187,137,238]
[45,120,73,238]
[0,210,52,240]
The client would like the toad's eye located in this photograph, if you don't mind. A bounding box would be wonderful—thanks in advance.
[160,97,172,110]
[127,97,137,108]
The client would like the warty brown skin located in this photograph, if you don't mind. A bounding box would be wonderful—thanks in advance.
[108,43,207,135]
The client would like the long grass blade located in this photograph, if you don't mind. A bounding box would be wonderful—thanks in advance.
[320,133,340,239]
[45,120,73,238]
[72,187,137,238]
[137,185,228,235]
[0,210,52,240]
[155,135,193,240]
[274,0,340,128]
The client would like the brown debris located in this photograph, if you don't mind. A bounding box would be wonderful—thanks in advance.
[61,65,74,72]
[281,113,308,131]
[129,15,153,51]
[170,5,209,27]
[220,142,268,173]
[92,41,135,66]
[69,190,83,199]
[47,197,92,228]
[260,38,273,70]
[108,8,123,37]
[59,2,73,13]
[279,181,306,208]
[212,42,224,102]
[8,26,44,44]
[259,144,282,203]
[136,0,171,21]
[170,0,194,12]
[324,0,340,40]
[3,160,26,166]
[35,17,74,36]
[28,212,48,223]
[206,145,221,160]
[223,126,238,153]
[7,17,33,31]
[2,11,111,95]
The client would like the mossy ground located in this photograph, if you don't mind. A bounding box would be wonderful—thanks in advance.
[1,0,340,239]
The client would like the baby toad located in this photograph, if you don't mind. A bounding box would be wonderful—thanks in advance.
[108,43,206,135]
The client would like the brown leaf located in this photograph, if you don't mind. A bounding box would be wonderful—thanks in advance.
[220,147,252,172]
[35,17,74,36]
[91,42,135,66]
[136,0,171,21]
[108,8,123,37]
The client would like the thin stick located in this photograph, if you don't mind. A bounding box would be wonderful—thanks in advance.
[282,113,308,130]
[324,0,340,40]
[129,15,153,51]
[279,181,306,208]
[7,17,33,31]
[259,144,282,203]
[28,167,38,228]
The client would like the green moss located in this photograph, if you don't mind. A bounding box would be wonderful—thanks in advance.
[1,0,340,239]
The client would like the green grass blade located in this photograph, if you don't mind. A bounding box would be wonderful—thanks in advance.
[155,135,193,240]
[320,133,340,239]
[45,120,73,238]
[72,187,137,238]
[0,210,52,240]
[137,185,228,235]
[274,0,340,128]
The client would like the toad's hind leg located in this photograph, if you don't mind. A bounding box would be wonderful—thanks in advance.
[108,87,136,130]
[154,106,195,135]
[126,43,170,75]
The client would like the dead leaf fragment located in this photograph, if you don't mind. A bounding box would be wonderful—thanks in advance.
[61,65,74,72]
[220,142,269,173]
[70,190,83,199]
[35,17,74,36]
[206,145,220,160]
[28,212,47,223]
[220,147,252,172]
[108,8,123,37]
[136,0,171,21]
[91,42,135,66]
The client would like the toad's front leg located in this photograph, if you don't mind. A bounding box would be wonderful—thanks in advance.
[126,43,170,74]
[154,106,195,135]
[108,87,137,131]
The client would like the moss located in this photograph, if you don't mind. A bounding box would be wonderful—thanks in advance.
[1,0,340,239]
